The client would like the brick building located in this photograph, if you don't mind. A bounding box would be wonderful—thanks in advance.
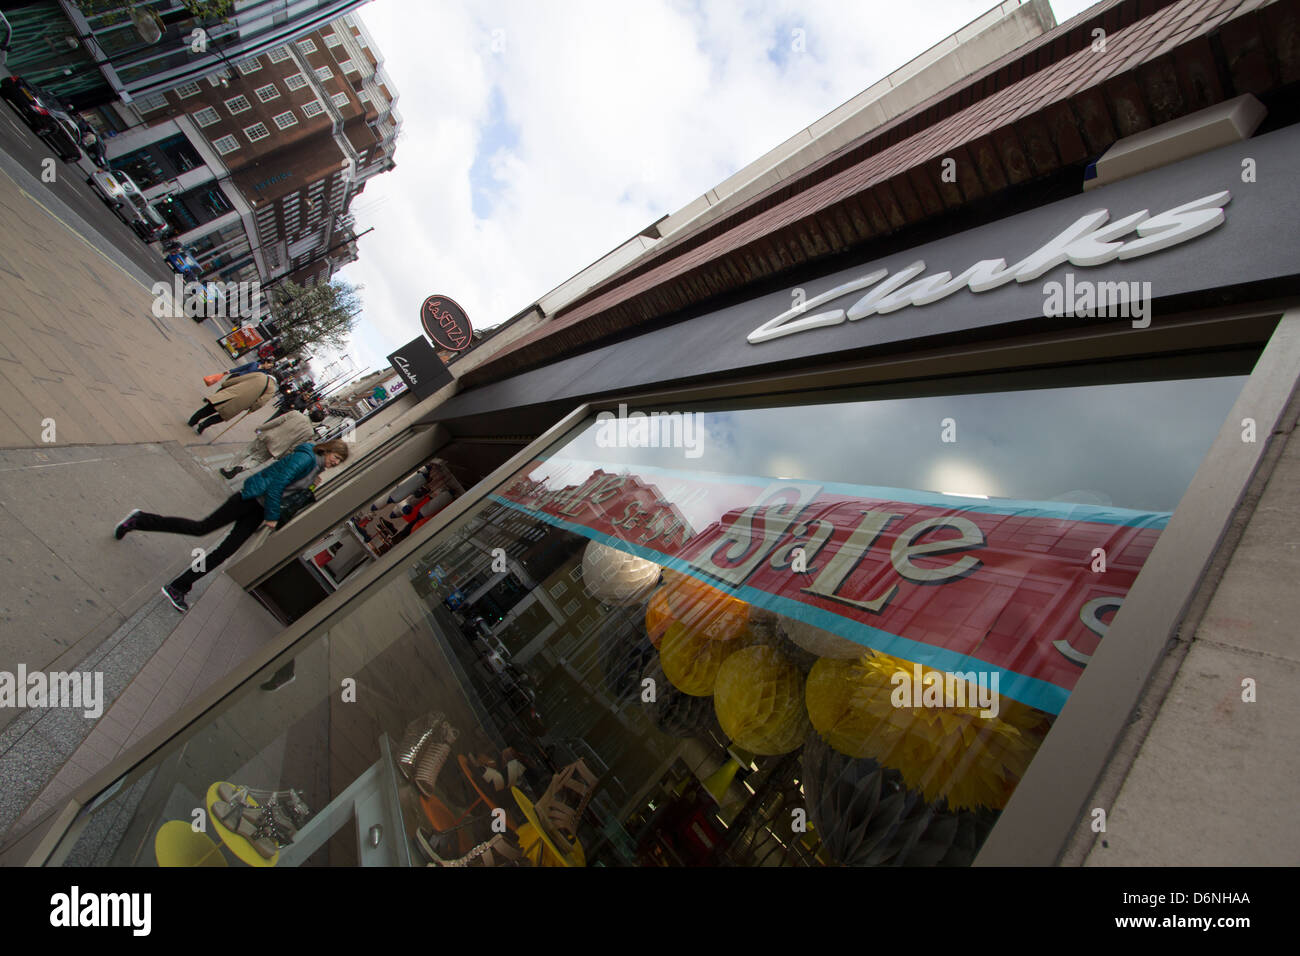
[100,11,399,290]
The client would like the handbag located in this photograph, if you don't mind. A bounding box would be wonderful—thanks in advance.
[275,486,316,527]
[271,454,323,529]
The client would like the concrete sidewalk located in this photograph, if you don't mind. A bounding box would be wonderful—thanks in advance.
[0,157,295,854]
[0,160,266,451]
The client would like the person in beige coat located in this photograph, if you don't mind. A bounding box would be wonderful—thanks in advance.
[219,408,326,479]
[188,371,278,434]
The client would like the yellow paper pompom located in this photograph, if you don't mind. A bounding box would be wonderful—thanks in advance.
[804,653,1050,811]
[645,574,749,648]
[658,621,741,696]
[713,646,810,755]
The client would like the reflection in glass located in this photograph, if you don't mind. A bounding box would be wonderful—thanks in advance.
[49,373,1246,867]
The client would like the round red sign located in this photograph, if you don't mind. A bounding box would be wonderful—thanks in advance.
[420,295,473,351]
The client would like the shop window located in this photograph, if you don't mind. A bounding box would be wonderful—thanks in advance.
[42,369,1251,868]
[134,91,169,113]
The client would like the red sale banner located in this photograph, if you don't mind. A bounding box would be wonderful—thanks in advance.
[493,459,1169,714]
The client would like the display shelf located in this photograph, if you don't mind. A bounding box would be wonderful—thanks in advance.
[276,734,410,867]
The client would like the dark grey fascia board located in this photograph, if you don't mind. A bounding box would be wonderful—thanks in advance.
[973,306,1300,865]
[434,123,1300,426]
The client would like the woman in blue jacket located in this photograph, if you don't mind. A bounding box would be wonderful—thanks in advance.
[114,439,350,612]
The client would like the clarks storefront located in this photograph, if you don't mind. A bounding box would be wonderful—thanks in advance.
[29,117,1300,867]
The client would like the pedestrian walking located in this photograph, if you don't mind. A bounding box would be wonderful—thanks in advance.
[114,439,350,612]
[188,370,278,434]
[220,408,326,479]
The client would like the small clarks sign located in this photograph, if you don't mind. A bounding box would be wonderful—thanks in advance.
[748,190,1231,343]
[421,294,473,351]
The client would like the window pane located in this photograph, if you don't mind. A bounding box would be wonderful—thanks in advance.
[48,369,1248,867]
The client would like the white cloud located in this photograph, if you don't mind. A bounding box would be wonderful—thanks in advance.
[339,0,1104,374]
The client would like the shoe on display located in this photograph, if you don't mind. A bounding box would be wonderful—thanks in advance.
[161,583,189,612]
[219,465,243,479]
[212,799,277,860]
[114,509,142,539]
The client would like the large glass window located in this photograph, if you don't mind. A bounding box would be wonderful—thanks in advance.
[45,367,1249,867]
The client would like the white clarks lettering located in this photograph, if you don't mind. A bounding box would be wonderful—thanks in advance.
[748,191,1231,344]
[50,886,151,936]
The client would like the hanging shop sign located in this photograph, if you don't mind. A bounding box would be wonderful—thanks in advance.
[420,294,473,351]
[387,336,453,400]
[494,460,1168,714]
[747,190,1231,343]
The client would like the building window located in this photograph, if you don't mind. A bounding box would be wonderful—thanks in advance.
[225,95,251,115]
[297,38,317,54]
[237,57,261,75]
[338,59,357,74]
[285,73,308,91]
[314,65,333,80]
[331,92,349,108]
[273,110,298,130]
[358,33,369,48]
[357,89,371,104]
[255,83,280,103]
[268,46,291,63]
[192,106,220,127]
[174,81,201,98]
[134,92,169,113]
[324,31,342,47]
[212,135,239,155]
[302,100,324,118]
[244,122,270,143]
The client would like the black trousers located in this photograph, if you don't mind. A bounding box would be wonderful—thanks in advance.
[189,400,226,433]
[132,493,264,592]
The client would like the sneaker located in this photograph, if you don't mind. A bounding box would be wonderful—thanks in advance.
[114,509,142,540]
[219,465,244,480]
[161,584,190,612]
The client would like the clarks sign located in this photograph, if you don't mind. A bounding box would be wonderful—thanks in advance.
[421,294,473,351]
[748,190,1231,344]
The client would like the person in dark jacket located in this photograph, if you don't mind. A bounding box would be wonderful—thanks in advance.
[114,439,350,611]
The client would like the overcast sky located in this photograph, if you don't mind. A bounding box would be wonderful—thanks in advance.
[336,0,1102,374]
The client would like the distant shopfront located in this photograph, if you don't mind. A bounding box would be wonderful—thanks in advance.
[29,122,1300,868]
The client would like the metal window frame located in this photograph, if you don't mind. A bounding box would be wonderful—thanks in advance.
[25,303,1300,866]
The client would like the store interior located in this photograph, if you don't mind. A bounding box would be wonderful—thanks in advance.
[44,370,1250,866]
